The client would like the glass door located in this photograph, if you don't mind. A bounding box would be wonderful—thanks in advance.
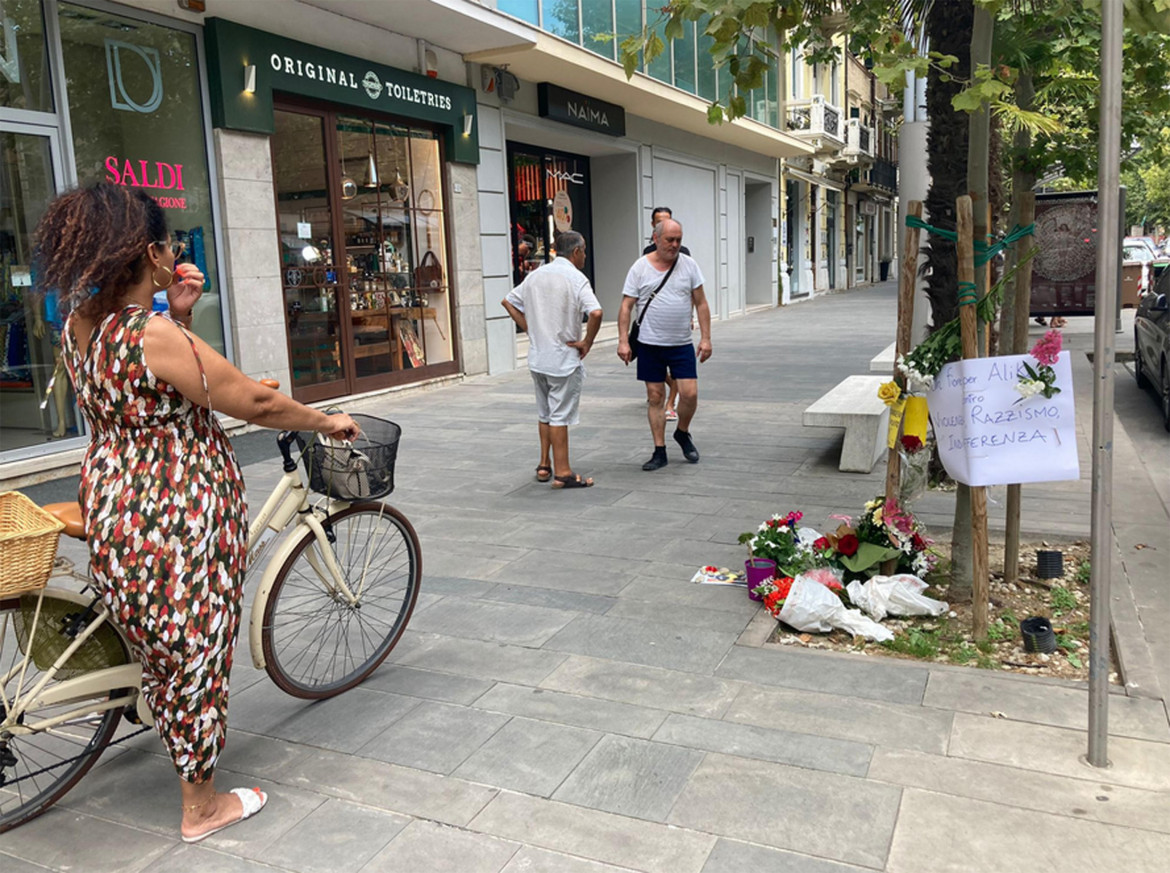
[0,121,78,457]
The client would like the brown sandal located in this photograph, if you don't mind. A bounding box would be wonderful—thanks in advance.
[552,473,593,489]
[535,465,552,483]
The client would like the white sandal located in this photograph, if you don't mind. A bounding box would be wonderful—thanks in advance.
[181,787,268,844]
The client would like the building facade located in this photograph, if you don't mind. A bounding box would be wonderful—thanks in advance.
[0,0,895,484]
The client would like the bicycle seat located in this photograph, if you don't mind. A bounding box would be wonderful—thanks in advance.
[44,502,86,540]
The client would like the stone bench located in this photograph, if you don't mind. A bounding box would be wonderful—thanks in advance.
[803,375,890,473]
[869,341,896,373]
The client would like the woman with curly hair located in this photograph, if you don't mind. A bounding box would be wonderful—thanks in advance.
[35,182,358,842]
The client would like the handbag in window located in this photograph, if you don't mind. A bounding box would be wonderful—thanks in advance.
[413,189,445,291]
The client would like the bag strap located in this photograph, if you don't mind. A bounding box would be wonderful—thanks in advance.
[635,258,678,328]
[165,312,213,414]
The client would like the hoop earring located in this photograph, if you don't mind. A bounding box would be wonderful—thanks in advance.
[151,265,174,289]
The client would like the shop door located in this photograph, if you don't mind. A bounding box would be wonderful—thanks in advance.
[507,144,593,287]
[272,106,458,403]
[826,190,838,289]
[0,122,79,457]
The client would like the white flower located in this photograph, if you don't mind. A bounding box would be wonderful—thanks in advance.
[1015,379,1044,398]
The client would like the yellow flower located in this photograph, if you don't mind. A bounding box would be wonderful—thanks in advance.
[877,380,902,406]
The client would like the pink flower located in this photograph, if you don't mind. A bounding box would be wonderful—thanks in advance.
[1030,330,1062,366]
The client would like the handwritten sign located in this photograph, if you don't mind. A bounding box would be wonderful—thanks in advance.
[927,351,1079,486]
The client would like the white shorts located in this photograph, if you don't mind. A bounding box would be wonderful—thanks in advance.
[531,368,583,426]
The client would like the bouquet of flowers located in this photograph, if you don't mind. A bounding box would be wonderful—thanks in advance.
[1015,329,1062,401]
[855,496,937,578]
[753,576,795,618]
[738,511,815,578]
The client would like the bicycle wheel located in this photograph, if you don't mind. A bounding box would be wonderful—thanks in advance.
[260,502,421,699]
[0,590,133,833]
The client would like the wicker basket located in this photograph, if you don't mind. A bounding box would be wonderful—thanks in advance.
[0,492,66,597]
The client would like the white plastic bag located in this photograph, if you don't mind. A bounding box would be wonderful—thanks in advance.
[846,574,948,622]
[777,576,893,642]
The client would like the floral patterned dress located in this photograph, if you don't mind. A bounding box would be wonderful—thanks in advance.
[62,304,246,783]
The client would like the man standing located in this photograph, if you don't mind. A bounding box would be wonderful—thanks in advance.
[618,217,712,470]
[503,231,603,489]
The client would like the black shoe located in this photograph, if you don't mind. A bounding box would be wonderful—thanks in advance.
[642,447,668,471]
[674,429,700,463]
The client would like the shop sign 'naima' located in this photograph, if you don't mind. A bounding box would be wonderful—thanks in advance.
[537,83,625,138]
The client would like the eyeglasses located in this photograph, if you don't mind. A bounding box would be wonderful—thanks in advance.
[156,240,186,260]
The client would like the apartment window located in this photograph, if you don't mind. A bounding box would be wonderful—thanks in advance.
[498,0,539,25]
[0,0,53,112]
[582,0,614,59]
[542,0,579,42]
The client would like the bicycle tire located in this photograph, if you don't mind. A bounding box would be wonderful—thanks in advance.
[0,591,132,833]
[260,502,421,699]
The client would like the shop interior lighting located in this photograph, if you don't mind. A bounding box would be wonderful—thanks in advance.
[243,64,257,94]
[462,113,474,137]
[364,130,379,188]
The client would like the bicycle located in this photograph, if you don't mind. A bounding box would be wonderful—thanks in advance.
[0,406,421,832]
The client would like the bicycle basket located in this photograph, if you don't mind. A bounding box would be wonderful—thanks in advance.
[0,491,65,597]
[293,415,401,500]
[14,593,129,677]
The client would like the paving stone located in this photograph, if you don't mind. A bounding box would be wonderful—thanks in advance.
[484,549,641,596]
[701,839,871,873]
[543,614,738,674]
[475,682,667,738]
[389,631,568,685]
[142,845,286,873]
[0,807,173,873]
[479,583,618,615]
[417,536,532,581]
[886,789,1170,873]
[287,747,496,826]
[357,700,511,774]
[868,747,1170,835]
[540,655,742,718]
[716,646,928,705]
[226,681,419,753]
[948,712,1170,792]
[500,846,635,872]
[367,819,519,872]
[653,713,873,777]
[725,684,953,754]
[603,598,754,634]
[358,664,495,704]
[408,596,577,646]
[470,791,716,873]
[259,798,410,873]
[620,574,762,614]
[552,734,704,821]
[454,716,602,796]
[922,669,1170,741]
[668,753,901,869]
[418,576,499,597]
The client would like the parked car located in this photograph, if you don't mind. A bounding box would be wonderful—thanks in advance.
[1134,269,1170,431]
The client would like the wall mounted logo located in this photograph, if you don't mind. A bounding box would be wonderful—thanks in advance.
[1,16,19,84]
[105,39,163,113]
[362,70,382,100]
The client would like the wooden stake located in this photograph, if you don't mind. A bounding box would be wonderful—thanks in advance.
[1004,191,1037,587]
[956,196,990,641]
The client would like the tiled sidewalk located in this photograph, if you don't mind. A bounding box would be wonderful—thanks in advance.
[4,283,1167,872]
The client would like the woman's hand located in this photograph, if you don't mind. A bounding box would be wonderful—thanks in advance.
[167,263,205,318]
[320,413,360,441]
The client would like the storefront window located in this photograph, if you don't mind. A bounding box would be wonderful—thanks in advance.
[56,1,224,353]
[0,127,77,452]
[507,144,593,287]
[273,105,455,401]
[0,0,53,113]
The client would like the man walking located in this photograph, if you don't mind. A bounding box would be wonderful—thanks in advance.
[503,231,603,489]
[642,207,690,420]
[618,217,712,470]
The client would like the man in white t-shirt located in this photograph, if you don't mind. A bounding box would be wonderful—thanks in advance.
[503,231,603,489]
[617,217,712,471]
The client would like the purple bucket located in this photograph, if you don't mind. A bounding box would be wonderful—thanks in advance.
[745,558,776,602]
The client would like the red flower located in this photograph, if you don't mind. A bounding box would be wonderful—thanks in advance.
[775,576,795,598]
[900,434,923,453]
[813,536,830,551]
[837,534,860,556]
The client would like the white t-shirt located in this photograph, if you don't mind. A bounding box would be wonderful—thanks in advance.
[506,257,602,377]
[622,254,704,347]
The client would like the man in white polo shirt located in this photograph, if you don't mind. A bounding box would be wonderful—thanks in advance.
[617,217,712,471]
[503,231,603,489]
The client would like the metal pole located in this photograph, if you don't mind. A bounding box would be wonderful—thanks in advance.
[1088,0,1122,769]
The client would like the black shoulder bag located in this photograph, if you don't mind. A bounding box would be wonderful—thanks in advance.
[627,259,677,362]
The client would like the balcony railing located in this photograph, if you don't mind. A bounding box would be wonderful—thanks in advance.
[786,95,845,148]
[843,118,875,160]
[870,158,897,191]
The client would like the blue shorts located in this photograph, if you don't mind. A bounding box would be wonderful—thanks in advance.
[636,342,697,383]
